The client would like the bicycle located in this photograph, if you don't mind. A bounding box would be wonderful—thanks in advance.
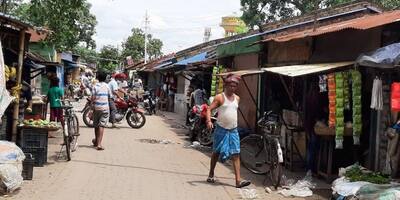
[59,100,80,161]
[240,111,284,188]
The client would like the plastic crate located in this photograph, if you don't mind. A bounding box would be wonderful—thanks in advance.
[22,153,34,180]
[22,148,46,167]
[19,128,48,149]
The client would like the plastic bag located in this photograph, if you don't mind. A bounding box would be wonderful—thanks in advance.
[0,141,25,193]
[278,171,315,197]
[238,188,258,199]
[332,177,370,197]
[356,183,400,200]
[0,86,14,119]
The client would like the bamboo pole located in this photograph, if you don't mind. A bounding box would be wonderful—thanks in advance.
[11,29,26,142]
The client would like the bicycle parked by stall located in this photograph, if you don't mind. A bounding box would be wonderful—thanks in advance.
[240,111,284,188]
[59,100,80,161]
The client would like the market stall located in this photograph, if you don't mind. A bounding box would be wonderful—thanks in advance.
[262,62,369,181]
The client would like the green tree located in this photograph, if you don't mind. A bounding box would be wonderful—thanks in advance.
[98,45,120,73]
[0,0,22,14]
[13,0,97,51]
[72,45,98,64]
[121,28,163,61]
[241,0,400,30]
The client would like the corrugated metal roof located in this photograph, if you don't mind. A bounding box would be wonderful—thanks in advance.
[262,61,354,77]
[0,12,33,29]
[262,11,400,43]
[217,69,264,77]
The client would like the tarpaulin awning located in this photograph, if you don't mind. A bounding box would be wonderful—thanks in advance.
[160,52,208,72]
[261,10,400,43]
[262,61,354,77]
[175,52,207,65]
[154,61,175,70]
[356,42,400,69]
[216,35,262,58]
[217,69,265,77]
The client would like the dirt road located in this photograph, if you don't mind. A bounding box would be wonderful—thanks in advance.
[7,109,329,200]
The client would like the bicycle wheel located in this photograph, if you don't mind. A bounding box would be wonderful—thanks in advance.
[240,134,268,174]
[268,139,282,188]
[70,114,79,152]
[64,134,71,161]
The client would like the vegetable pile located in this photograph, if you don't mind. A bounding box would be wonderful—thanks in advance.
[21,119,59,129]
[344,165,390,184]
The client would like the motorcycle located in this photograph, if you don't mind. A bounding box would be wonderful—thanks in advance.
[143,90,157,115]
[188,104,217,146]
[82,95,146,129]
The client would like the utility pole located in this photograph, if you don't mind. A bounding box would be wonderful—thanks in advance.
[144,11,149,64]
[203,27,211,43]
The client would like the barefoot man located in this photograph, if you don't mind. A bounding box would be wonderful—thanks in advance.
[206,73,251,188]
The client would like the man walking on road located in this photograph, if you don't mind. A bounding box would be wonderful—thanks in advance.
[206,74,251,188]
[108,74,119,128]
[91,71,111,150]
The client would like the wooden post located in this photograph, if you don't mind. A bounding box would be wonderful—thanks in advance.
[11,29,26,142]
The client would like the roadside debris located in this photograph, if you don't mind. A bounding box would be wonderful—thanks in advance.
[332,164,399,199]
[184,141,211,151]
[238,188,258,199]
[264,186,272,194]
[278,171,315,198]
[0,141,25,194]
[137,139,175,145]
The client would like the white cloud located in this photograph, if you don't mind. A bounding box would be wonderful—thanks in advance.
[88,0,241,55]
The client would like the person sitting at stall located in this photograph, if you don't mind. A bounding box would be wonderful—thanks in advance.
[46,77,65,137]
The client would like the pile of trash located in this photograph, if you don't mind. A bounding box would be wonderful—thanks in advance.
[238,188,258,199]
[332,164,400,200]
[0,141,25,194]
[136,138,175,145]
[278,170,316,198]
[184,141,211,151]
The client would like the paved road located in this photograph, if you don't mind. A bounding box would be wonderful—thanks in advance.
[8,104,329,200]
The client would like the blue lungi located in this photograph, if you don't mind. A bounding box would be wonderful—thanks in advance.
[213,125,240,163]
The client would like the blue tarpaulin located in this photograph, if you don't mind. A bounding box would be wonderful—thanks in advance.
[160,52,207,71]
[356,43,400,69]
[154,61,175,70]
[175,52,207,66]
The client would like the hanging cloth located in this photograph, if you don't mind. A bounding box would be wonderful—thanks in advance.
[370,77,383,111]
[319,75,328,92]
[391,83,400,111]
[335,72,345,149]
[352,70,362,145]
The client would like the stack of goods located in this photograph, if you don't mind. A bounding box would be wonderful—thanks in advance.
[217,66,225,94]
[391,82,400,111]
[343,72,351,110]
[328,74,336,128]
[210,66,219,97]
[335,72,345,149]
[351,70,362,145]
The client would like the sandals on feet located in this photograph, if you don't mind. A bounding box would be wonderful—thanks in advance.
[206,177,215,183]
[96,146,105,151]
[236,180,251,188]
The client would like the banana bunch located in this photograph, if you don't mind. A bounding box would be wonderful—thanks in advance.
[4,65,16,81]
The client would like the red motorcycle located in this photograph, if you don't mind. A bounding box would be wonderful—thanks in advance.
[188,104,217,146]
[82,95,146,129]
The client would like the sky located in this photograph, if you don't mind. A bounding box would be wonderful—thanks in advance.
[87,0,242,54]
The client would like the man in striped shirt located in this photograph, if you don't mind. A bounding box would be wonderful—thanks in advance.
[91,71,111,150]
